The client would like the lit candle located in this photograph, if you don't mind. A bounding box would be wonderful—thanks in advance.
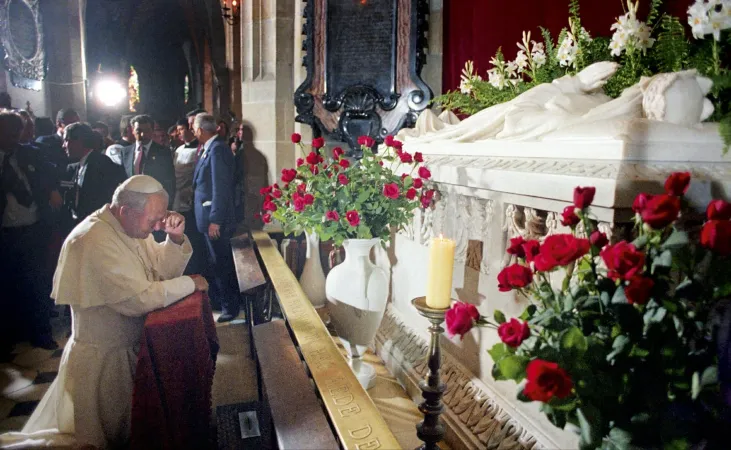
[425,235,455,309]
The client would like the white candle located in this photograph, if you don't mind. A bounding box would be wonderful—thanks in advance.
[425,235,455,309]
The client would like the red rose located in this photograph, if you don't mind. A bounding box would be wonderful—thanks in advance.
[498,318,530,348]
[384,135,394,146]
[306,151,319,165]
[291,133,301,144]
[346,210,360,227]
[339,158,350,168]
[413,178,423,189]
[264,194,272,202]
[312,137,325,149]
[383,183,400,199]
[259,186,272,195]
[304,193,314,205]
[254,212,261,220]
[262,213,272,224]
[523,240,540,263]
[497,264,533,292]
[296,158,304,167]
[664,171,691,196]
[378,161,384,166]
[357,136,375,147]
[296,183,306,192]
[406,187,417,200]
[506,236,527,258]
[707,200,731,220]
[333,147,344,159]
[281,168,297,183]
[262,200,277,212]
[590,231,608,249]
[533,234,590,272]
[293,198,305,212]
[560,205,580,227]
[640,194,681,229]
[338,174,349,185]
[272,183,279,189]
[399,152,413,163]
[272,189,282,199]
[325,211,340,221]
[632,193,654,214]
[600,241,645,281]
[445,302,479,339]
[392,140,403,150]
[418,166,431,179]
[573,186,596,209]
[414,152,424,163]
[625,276,654,305]
[420,189,435,208]
[309,165,319,175]
[701,220,731,256]
[523,360,573,402]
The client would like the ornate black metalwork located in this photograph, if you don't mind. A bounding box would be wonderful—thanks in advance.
[0,0,46,87]
[294,0,433,154]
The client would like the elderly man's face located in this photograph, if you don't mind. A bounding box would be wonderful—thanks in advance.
[133,122,153,145]
[121,193,168,239]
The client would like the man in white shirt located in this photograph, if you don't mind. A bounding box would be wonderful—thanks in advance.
[173,118,203,274]
[5,175,208,449]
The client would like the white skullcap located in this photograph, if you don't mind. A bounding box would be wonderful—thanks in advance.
[119,175,165,194]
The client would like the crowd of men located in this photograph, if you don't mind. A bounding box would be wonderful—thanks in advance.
[0,99,246,356]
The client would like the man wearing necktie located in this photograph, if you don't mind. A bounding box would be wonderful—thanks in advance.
[120,115,175,210]
[62,123,126,229]
[0,111,57,352]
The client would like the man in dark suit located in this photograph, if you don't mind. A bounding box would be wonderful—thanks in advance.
[120,115,175,209]
[192,113,239,322]
[61,123,126,228]
[35,108,79,171]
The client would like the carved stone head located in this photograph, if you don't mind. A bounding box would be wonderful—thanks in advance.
[641,70,714,127]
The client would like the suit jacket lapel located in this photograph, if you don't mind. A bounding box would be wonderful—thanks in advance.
[123,145,134,176]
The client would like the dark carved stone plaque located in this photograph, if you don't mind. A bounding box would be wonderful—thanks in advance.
[325,0,397,105]
[295,0,432,155]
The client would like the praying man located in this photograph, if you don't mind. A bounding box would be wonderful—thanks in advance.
[0,175,209,449]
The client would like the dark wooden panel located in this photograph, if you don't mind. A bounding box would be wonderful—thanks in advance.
[253,320,339,450]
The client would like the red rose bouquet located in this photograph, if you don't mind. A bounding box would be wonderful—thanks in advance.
[257,134,435,245]
[445,172,731,449]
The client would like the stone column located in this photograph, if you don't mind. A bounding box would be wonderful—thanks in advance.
[40,0,88,119]
[225,0,243,120]
[239,0,296,225]
[423,0,443,97]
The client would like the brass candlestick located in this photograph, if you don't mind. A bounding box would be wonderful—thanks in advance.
[411,296,449,450]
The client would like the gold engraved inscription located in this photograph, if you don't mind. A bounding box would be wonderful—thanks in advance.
[252,231,399,450]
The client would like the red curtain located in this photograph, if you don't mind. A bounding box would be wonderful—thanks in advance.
[442,0,693,93]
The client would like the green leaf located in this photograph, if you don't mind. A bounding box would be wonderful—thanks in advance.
[497,355,529,381]
[577,406,601,450]
[701,366,718,386]
[561,327,588,354]
[607,335,630,362]
[653,250,673,271]
[494,310,506,324]
[550,396,577,412]
[487,343,510,363]
[519,304,537,320]
[611,287,628,304]
[632,235,648,249]
[661,230,689,250]
[692,371,701,399]
[604,427,632,450]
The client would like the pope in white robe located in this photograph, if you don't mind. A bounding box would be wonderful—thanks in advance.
[0,175,209,449]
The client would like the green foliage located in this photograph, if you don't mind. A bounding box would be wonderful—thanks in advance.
[646,0,663,27]
[652,16,689,73]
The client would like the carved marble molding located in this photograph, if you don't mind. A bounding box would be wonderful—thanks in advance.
[374,304,543,450]
[0,0,46,83]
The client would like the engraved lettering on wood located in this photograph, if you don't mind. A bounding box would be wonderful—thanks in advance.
[326,0,396,97]
[349,425,373,440]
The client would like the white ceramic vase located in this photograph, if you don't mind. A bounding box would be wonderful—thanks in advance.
[299,231,327,308]
[325,238,389,390]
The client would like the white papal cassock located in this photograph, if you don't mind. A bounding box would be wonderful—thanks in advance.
[1,205,195,449]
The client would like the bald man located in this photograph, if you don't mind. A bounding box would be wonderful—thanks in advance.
[16,175,209,449]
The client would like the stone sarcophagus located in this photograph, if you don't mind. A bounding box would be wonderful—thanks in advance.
[374,127,730,449]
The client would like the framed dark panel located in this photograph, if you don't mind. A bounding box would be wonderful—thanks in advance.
[0,0,46,89]
[295,0,431,155]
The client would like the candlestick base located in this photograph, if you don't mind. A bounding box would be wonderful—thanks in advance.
[411,296,450,450]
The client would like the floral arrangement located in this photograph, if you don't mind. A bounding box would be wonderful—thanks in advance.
[435,0,731,151]
[256,134,435,246]
[445,172,731,449]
